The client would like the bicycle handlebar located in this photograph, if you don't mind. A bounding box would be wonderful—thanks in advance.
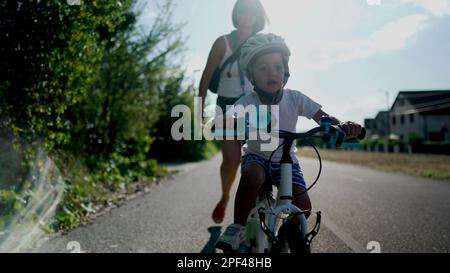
[212,116,366,147]
[277,116,366,147]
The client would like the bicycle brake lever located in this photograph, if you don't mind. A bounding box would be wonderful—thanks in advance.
[357,128,366,140]
[325,126,345,147]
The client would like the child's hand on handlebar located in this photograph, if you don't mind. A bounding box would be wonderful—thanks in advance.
[338,121,363,139]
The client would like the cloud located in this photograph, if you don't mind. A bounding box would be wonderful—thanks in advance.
[371,14,429,49]
[395,0,450,16]
[258,1,432,70]
[300,14,429,70]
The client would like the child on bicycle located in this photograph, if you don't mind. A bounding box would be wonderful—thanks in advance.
[215,33,363,251]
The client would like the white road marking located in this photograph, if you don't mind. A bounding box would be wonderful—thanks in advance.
[321,216,367,253]
[338,173,364,183]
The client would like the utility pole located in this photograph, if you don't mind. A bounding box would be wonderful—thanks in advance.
[384,91,390,111]
[380,89,390,153]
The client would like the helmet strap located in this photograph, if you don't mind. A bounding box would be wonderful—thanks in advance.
[254,85,283,105]
[249,68,285,105]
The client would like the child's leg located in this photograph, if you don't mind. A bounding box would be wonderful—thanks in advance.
[292,185,312,219]
[234,162,266,225]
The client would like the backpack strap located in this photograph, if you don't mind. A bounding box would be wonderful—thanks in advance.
[218,32,247,95]
[218,43,243,75]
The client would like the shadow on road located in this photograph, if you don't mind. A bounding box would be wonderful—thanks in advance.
[200,226,222,253]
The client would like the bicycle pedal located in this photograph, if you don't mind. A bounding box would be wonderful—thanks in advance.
[223,248,240,254]
[215,241,239,253]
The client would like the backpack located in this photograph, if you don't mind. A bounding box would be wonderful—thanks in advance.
[208,33,246,94]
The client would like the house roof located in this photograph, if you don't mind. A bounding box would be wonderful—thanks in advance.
[374,110,389,119]
[391,90,450,114]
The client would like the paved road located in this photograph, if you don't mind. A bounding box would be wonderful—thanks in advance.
[36,154,450,253]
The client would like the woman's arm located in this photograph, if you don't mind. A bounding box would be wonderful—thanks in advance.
[198,36,226,116]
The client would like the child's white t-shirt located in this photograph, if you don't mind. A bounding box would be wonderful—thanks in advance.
[231,89,322,163]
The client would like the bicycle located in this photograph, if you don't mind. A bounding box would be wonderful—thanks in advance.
[214,116,366,253]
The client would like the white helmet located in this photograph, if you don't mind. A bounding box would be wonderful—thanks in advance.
[240,33,291,74]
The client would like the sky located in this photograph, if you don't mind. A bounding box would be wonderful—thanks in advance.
[138,0,450,130]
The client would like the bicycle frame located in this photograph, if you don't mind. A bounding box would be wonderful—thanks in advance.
[243,139,310,253]
[244,192,309,253]
[214,116,365,253]
[243,117,364,253]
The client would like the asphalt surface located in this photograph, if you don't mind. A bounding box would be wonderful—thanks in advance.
[36,154,450,253]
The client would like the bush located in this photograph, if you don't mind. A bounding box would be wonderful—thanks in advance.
[407,133,424,146]
[149,78,220,161]
[1,0,220,238]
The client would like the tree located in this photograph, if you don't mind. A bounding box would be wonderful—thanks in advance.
[0,0,136,152]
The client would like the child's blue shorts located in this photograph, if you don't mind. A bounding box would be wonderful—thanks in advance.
[241,153,306,188]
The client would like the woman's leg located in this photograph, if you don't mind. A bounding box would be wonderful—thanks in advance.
[234,162,266,225]
[212,139,241,223]
[220,140,241,205]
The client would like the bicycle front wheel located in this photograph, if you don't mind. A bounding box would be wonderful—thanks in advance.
[277,220,309,253]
